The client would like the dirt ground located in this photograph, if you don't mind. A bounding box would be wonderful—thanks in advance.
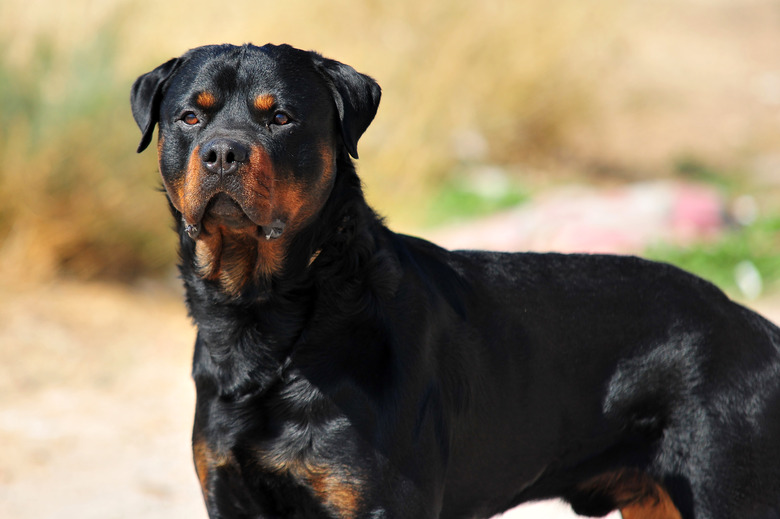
[2,267,780,519]
[0,280,203,519]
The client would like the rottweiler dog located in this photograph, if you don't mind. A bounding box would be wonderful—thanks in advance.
[131,44,780,519]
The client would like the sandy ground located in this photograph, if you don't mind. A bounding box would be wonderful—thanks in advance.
[0,281,203,518]
[2,202,780,519]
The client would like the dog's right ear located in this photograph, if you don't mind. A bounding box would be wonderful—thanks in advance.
[130,57,182,153]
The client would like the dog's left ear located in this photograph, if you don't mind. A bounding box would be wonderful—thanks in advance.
[130,57,183,153]
[313,54,381,159]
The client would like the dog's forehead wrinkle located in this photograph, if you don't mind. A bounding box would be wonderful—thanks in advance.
[174,51,254,98]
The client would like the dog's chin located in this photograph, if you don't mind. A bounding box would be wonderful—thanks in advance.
[203,193,257,231]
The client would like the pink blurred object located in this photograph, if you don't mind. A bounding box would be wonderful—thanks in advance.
[425,181,726,254]
[670,184,724,241]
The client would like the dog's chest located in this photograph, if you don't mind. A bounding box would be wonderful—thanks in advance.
[201,375,374,518]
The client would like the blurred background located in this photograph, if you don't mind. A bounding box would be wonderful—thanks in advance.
[1,0,779,517]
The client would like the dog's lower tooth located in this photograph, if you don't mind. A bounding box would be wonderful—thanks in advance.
[185,224,200,239]
[263,219,286,240]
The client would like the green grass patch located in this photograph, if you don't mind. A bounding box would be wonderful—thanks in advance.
[673,155,737,190]
[645,215,780,299]
[425,172,529,227]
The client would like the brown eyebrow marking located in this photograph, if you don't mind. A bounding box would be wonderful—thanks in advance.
[254,94,276,111]
[195,91,217,108]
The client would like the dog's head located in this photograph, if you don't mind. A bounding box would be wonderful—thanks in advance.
[131,44,380,293]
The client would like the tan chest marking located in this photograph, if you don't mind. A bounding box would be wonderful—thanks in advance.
[258,453,364,519]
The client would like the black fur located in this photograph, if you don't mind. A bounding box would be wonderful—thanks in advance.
[132,43,780,519]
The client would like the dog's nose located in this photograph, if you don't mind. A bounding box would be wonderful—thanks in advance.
[200,139,249,175]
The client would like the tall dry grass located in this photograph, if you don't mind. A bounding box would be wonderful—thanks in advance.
[1,0,620,280]
[0,24,172,280]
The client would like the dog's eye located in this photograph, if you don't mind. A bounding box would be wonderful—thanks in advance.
[182,112,200,125]
[272,113,290,126]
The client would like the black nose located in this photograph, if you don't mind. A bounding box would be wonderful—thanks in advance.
[200,139,249,175]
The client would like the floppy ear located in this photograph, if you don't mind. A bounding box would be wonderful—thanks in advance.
[130,57,182,153]
[313,54,381,159]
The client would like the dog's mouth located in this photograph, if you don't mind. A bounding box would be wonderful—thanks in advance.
[205,193,251,226]
[184,192,286,241]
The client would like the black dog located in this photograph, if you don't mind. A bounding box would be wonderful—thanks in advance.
[131,44,780,519]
